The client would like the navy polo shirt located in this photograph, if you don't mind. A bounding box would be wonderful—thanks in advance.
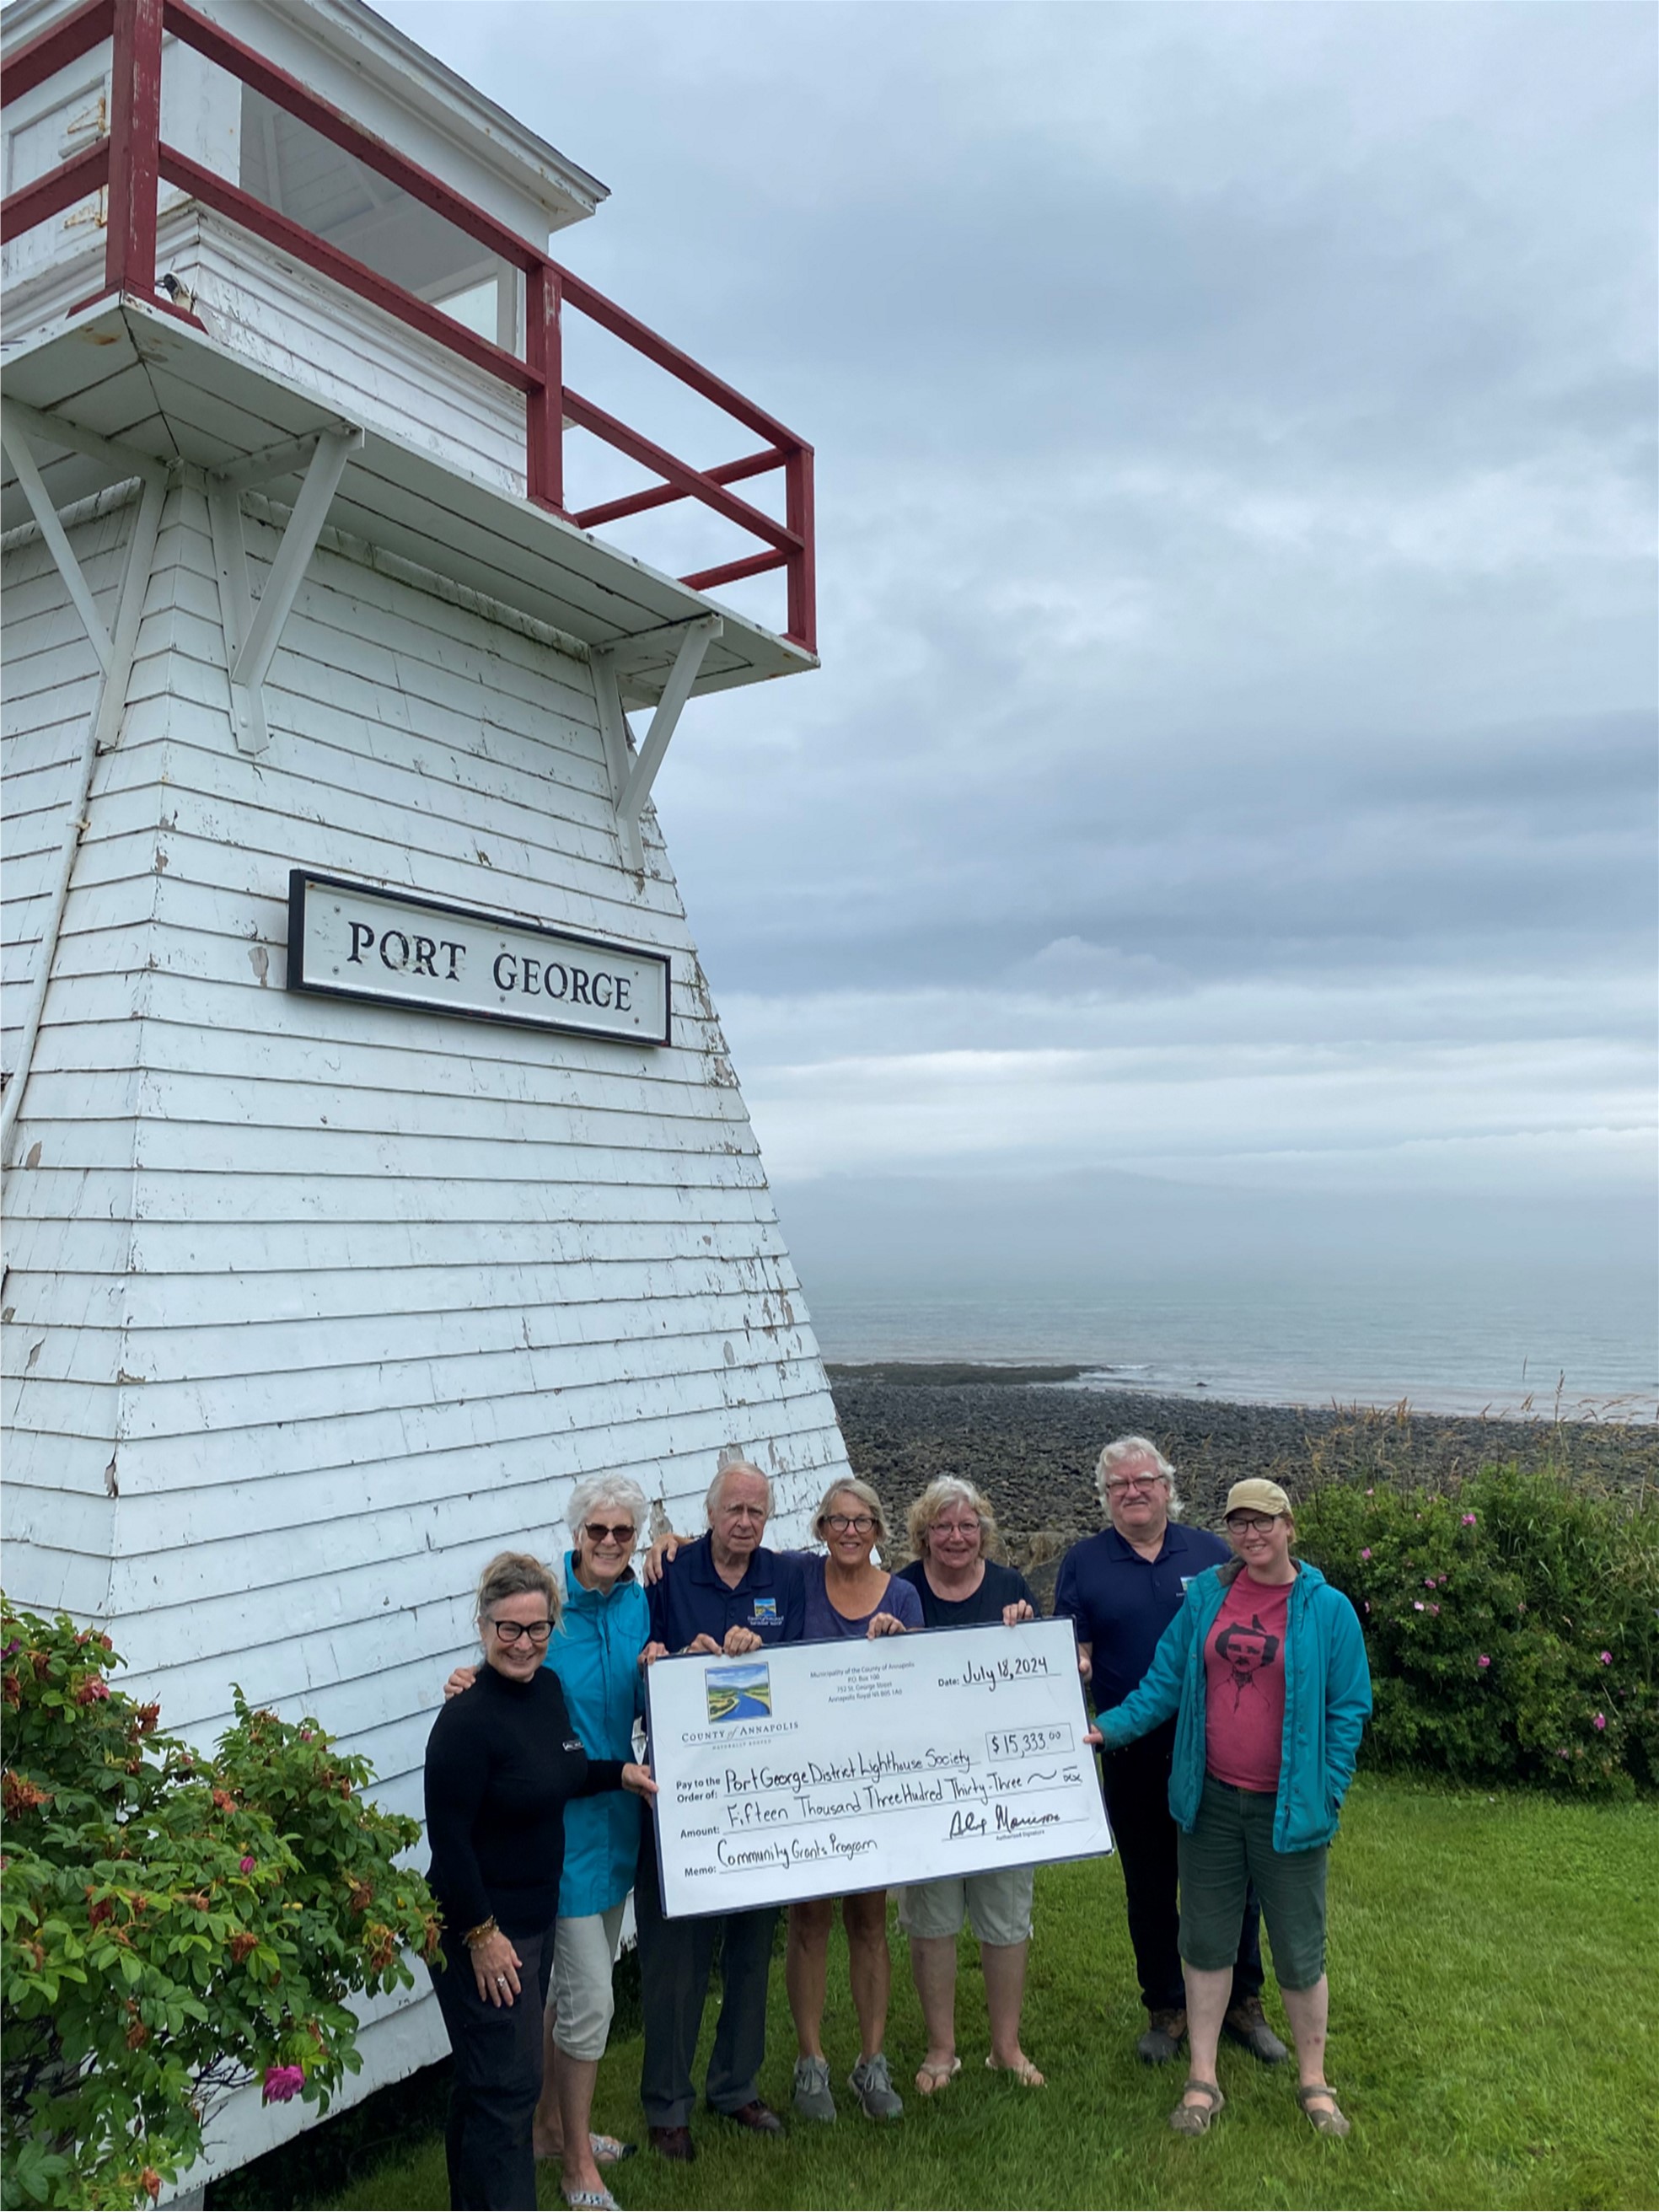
[647,1534,805,1651]
[1053,1522,1230,1711]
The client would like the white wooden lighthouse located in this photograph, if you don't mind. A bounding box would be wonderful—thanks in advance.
[1,0,845,2171]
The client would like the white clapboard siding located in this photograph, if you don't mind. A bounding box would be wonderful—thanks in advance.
[3,268,832,2178]
[3,460,844,1731]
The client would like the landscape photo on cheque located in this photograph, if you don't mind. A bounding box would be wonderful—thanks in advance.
[706,1663,776,1723]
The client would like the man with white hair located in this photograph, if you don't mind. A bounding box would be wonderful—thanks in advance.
[634,1460,805,2161]
[1056,1436,1285,2068]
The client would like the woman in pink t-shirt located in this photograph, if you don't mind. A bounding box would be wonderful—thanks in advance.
[1090,1476,1372,2141]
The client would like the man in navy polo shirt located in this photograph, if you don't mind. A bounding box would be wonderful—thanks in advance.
[636,1460,805,2161]
[1056,1436,1285,2068]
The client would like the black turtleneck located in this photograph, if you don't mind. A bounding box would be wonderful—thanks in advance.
[424,1662,625,1936]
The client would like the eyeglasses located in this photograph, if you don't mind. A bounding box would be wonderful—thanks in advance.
[583,1522,636,1545]
[1225,1513,1280,1534]
[1105,1478,1161,1495]
[824,1513,876,1534]
[491,1618,554,1645]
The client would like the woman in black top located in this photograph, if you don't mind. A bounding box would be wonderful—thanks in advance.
[894,1479,1047,2096]
[425,1553,654,2212]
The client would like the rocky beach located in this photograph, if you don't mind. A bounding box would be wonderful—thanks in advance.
[829,1363,1657,1609]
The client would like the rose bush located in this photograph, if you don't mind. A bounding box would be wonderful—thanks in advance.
[1,1601,441,2209]
[1296,1464,1658,1795]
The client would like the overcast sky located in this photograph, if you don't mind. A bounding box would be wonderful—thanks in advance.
[382,1,1656,1291]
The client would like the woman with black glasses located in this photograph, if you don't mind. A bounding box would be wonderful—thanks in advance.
[425,1551,654,2210]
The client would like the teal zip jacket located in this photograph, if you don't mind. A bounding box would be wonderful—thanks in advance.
[1095,1559,1372,1854]
[543,1553,650,1918]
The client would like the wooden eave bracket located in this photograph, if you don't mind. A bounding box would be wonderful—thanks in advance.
[591,615,722,872]
[0,399,170,752]
[205,424,364,755]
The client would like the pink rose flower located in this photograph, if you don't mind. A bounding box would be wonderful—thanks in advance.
[1477,1655,1490,1668]
[1361,1549,1372,1561]
[1413,1601,1425,1612]
[1428,1603,1441,1615]
[239,1855,256,1875]
[1593,1714,1607,1731]
[1461,1512,1477,1525]
[262,2064,305,2104]
[1599,1651,1612,1665]
[1425,1577,1436,1588]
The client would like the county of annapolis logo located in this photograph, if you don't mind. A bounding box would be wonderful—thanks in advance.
[705,1662,773,1724]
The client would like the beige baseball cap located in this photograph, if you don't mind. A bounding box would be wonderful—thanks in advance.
[1224,1478,1292,1518]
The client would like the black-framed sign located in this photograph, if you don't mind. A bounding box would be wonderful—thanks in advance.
[286,869,671,1045]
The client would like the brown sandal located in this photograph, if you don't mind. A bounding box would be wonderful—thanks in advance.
[1169,2080,1225,2135]
[1298,2083,1351,2138]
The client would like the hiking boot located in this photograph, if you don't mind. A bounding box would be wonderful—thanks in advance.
[1222,1994,1288,2064]
[1136,2007,1187,2064]
[792,2056,836,2121]
[848,2053,904,2120]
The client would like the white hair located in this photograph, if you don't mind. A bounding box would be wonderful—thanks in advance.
[706,1459,773,1520]
[566,1473,649,1548]
[1095,1435,1184,1519]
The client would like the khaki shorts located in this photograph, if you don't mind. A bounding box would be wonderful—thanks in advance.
[897,1865,1035,1948]
[550,1902,626,2061]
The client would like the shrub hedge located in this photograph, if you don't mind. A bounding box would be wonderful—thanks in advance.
[1296,1463,1658,1796]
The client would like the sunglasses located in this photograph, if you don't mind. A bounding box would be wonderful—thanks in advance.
[583,1522,636,1545]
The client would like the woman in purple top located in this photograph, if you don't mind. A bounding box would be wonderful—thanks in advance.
[644,1478,919,2124]
[785,1478,920,2125]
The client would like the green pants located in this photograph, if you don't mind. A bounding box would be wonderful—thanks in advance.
[1177,1775,1329,1991]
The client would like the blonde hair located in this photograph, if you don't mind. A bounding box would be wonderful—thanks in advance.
[905,1475,1005,1564]
[475,1551,560,1635]
[812,1474,889,1546]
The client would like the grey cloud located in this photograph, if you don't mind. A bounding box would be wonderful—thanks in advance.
[377,0,1656,1201]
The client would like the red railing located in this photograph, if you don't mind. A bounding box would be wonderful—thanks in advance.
[0,0,816,652]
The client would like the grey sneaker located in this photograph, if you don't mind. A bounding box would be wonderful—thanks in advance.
[848,2052,904,2121]
[792,2055,836,2122]
[1222,1995,1288,2064]
[1136,2007,1187,2064]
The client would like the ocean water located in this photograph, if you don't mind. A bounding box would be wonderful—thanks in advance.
[801,1259,1658,1421]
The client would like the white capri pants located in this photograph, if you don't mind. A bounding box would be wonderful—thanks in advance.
[550,1902,627,2062]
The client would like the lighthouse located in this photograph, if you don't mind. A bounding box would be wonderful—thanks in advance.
[1,0,843,2171]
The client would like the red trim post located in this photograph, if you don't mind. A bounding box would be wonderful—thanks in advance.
[105,0,164,299]
[786,444,816,655]
[525,263,564,514]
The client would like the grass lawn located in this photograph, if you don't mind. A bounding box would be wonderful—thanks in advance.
[325,1775,1658,2211]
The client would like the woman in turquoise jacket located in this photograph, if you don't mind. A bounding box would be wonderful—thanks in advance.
[1092,1478,1371,2142]
[446,1476,651,2209]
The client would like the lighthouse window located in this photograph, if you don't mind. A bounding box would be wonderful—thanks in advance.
[235,83,519,352]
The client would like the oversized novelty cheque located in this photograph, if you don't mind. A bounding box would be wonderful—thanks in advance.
[644,1616,1114,1916]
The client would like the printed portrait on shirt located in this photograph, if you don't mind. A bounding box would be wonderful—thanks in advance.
[1215,1614,1280,1708]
